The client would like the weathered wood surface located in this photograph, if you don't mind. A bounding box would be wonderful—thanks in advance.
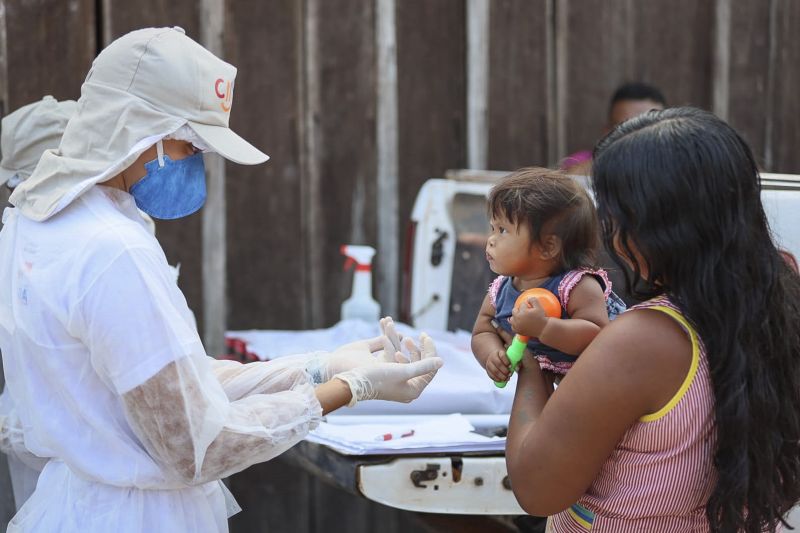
[725,0,771,164]
[487,0,550,169]
[315,0,378,326]
[224,0,306,330]
[2,0,94,110]
[767,0,800,173]
[396,0,467,322]
[561,0,714,160]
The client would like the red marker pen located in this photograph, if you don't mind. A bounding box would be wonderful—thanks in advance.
[374,429,415,441]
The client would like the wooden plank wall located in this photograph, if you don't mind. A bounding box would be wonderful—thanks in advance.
[1,0,800,531]
[560,0,714,160]
[768,0,800,172]
[313,0,378,327]
[224,0,306,331]
[487,0,550,169]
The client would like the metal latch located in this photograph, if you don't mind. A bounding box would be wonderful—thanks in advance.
[410,463,440,488]
[430,229,448,266]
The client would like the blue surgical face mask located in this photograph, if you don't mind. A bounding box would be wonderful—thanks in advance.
[129,140,207,220]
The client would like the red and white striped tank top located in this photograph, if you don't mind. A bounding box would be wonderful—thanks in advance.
[549,296,717,532]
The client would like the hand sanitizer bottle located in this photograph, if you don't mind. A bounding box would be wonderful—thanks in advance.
[340,244,381,322]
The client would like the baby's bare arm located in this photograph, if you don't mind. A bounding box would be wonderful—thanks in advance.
[472,293,506,369]
[538,277,608,355]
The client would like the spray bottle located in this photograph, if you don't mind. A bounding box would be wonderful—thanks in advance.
[340,244,381,322]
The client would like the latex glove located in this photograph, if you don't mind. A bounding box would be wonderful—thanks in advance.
[334,333,442,406]
[305,317,405,383]
[332,316,404,362]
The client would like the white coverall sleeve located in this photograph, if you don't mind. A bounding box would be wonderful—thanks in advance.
[123,358,321,485]
[72,245,322,486]
[210,355,326,401]
[207,316,414,400]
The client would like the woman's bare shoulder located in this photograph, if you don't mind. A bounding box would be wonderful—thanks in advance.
[578,307,694,414]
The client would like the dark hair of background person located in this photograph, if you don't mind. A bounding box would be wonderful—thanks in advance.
[609,82,667,113]
[488,168,600,272]
[592,107,800,533]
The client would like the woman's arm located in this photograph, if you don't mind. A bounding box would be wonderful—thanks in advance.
[505,309,693,516]
[314,378,352,414]
[511,277,609,355]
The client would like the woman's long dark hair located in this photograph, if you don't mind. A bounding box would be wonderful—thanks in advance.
[592,107,800,532]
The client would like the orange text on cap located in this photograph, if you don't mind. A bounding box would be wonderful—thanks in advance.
[214,78,233,112]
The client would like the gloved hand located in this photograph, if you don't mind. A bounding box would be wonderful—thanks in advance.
[305,317,405,383]
[333,333,442,406]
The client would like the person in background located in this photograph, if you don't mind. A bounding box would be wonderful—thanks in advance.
[0,27,442,532]
[505,107,800,532]
[0,95,77,511]
[561,82,667,175]
[0,96,76,192]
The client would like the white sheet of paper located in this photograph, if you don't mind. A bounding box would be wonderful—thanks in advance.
[306,413,505,455]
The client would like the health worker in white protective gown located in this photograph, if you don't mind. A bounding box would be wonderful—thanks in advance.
[0,95,77,512]
[0,27,442,533]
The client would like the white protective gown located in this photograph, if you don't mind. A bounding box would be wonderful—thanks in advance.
[0,185,323,532]
[0,387,47,509]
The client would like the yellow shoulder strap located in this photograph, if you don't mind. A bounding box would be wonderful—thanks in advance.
[639,305,701,423]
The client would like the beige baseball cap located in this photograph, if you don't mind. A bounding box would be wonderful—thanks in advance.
[0,96,77,187]
[11,27,269,221]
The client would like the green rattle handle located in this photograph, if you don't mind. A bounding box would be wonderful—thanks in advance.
[494,335,527,388]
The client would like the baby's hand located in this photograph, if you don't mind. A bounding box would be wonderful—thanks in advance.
[486,349,512,382]
[510,297,550,338]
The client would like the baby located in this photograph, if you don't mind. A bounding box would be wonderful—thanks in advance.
[472,168,624,386]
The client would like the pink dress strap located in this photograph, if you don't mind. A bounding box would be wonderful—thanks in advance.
[488,275,506,308]
[557,268,612,309]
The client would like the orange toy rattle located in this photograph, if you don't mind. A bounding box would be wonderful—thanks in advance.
[494,288,561,388]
